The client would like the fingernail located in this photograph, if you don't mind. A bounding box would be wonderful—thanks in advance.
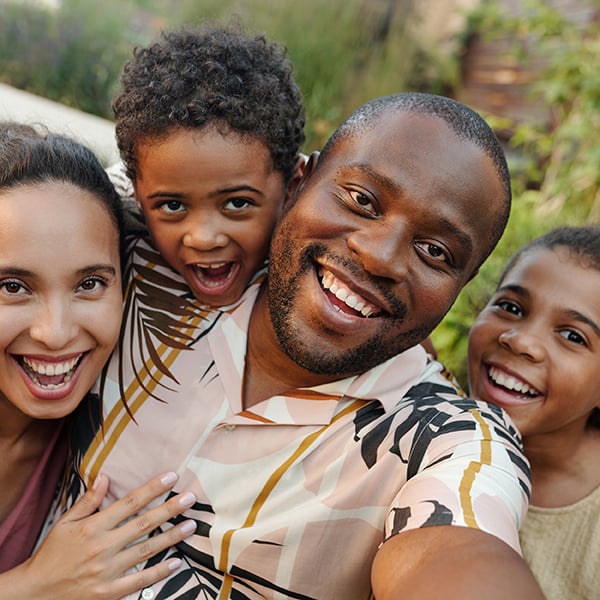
[179,520,196,535]
[92,473,104,490]
[178,492,196,508]
[167,558,182,571]
[160,471,178,487]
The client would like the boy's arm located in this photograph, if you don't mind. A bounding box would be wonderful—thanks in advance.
[371,526,543,599]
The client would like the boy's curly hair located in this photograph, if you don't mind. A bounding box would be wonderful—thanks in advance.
[113,22,305,184]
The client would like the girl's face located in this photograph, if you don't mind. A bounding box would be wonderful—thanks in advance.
[0,181,122,421]
[468,246,600,438]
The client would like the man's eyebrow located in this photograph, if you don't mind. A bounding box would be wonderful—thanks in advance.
[345,162,473,253]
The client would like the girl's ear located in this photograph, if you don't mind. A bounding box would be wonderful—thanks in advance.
[284,151,320,206]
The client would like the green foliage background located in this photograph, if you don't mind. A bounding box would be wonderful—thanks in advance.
[0,0,599,390]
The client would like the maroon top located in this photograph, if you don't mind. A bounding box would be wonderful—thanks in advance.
[0,423,67,572]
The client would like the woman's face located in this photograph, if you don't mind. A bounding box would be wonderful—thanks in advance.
[0,181,122,421]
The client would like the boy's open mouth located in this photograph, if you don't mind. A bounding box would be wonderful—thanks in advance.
[192,261,237,289]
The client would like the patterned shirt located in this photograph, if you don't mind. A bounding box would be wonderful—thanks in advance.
[62,235,531,600]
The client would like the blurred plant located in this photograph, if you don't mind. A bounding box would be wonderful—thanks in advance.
[431,0,600,389]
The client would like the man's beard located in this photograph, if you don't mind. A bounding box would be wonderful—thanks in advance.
[267,236,430,376]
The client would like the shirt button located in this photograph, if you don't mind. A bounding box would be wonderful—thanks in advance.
[225,424,236,431]
[141,588,154,599]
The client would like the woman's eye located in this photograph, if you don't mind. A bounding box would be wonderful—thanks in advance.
[0,279,28,295]
[224,198,253,211]
[159,200,185,214]
[78,277,107,293]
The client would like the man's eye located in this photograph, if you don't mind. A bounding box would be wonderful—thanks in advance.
[348,190,376,214]
[415,241,451,265]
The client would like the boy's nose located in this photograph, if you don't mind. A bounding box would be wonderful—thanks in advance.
[182,215,229,251]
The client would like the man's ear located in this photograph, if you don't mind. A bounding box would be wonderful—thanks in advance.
[284,151,320,206]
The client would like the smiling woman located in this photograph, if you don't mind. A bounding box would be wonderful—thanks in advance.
[0,123,199,599]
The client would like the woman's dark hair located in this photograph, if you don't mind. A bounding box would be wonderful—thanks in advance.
[0,121,125,250]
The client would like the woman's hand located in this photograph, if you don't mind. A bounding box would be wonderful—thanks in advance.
[0,471,195,599]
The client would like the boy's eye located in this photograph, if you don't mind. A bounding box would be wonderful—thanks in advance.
[224,197,254,211]
[159,200,185,214]
[495,299,523,317]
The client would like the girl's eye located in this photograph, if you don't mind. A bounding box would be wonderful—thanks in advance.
[224,197,253,211]
[496,299,523,317]
[77,276,107,294]
[0,279,28,296]
[559,329,587,347]
[159,200,185,214]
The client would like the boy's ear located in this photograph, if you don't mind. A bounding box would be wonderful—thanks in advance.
[284,151,320,205]
[132,182,143,212]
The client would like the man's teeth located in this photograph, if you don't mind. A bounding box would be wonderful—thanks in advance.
[22,356,80,376]
[488,366,538,396]
[320,268,377,317]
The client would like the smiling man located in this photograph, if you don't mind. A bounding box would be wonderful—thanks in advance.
[65,93,542,599]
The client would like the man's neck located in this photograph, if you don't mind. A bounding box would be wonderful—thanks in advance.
[243,286,343,409]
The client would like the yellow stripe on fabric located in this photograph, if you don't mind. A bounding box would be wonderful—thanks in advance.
[218,398,365,574]
[217,574,234,600]
[82,309,209,481]
[459,408,493,528]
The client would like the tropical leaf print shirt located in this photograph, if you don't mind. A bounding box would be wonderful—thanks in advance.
[62,234,531,600]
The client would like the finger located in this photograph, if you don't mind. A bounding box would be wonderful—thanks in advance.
[110,557,184,599]
[94,471,180,530]
[110,491,196,550]
[59,473,110,524]
[118,518,196,573]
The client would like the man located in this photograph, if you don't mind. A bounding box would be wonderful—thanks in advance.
[70,93,542,598]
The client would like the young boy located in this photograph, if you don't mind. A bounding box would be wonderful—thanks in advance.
[108,22,306,308]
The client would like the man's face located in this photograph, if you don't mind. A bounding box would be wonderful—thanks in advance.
[267,111,505,376]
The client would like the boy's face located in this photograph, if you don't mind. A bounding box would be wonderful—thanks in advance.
[468,247,600,438]
[134,127,286,307]
[266,111,505,376]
